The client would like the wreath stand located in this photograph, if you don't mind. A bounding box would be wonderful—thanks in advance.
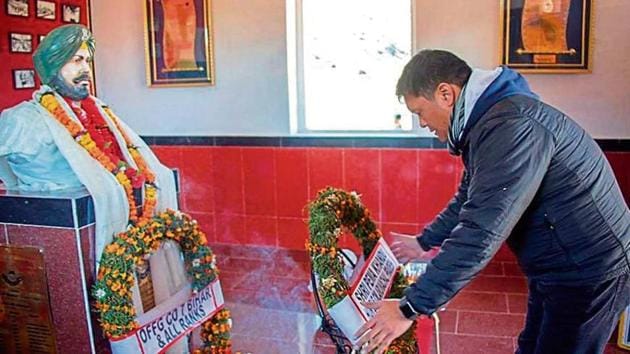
[307,188,442,354]
[311,249,357,353]
[310,251,443,354]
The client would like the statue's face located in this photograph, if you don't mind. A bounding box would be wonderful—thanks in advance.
[52,46,92,101]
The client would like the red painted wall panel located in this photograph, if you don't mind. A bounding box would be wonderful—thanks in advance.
[152,146,630,251]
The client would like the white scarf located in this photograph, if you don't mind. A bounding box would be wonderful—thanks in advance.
[33,86,178,272]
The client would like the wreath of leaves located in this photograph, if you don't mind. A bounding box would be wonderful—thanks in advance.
[308,188,417,353]
[91,209,232,353]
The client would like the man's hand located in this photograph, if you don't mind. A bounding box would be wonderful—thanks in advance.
[353,299,414,353]
[390,231,434,264]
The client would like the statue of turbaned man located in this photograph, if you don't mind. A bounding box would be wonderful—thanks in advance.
[0,25,230,354]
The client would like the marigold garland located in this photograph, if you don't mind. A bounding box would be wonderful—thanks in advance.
[195,308,232,354]
[92,209,232,352]
[39,93,231,352]
[308,187,417,354]
[39,93,157,223]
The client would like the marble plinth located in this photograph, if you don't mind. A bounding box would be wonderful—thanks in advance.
[0,186,103,353]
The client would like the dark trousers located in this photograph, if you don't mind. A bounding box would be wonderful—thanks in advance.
[516,273,630,354]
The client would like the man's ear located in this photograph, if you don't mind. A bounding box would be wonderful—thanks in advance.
[435,83,456,107]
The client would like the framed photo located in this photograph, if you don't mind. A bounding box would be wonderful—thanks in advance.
[6,0,28,17]
[144,0,215,87]
[500,0,593,73]
[13,69,36,89]
[619,306,630,349]
[9,32,33,53]
[62,4,80,23]
[36,0,56,20]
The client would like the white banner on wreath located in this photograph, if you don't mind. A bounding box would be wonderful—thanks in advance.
[110,279,224,354]
[328,238,400,344]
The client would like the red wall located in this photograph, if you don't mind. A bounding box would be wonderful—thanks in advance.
[0,0,90,111]
[152,145,630,251]
[152,146,461,250]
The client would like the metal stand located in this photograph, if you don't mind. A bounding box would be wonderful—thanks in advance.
[311,250,355,353]
[432,312,441,354]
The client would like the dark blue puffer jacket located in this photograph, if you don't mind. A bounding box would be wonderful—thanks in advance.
[405,69,630,315]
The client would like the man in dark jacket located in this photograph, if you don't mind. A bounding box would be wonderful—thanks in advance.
[355,49,630,354]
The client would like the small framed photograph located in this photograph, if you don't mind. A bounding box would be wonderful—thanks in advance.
[36,0,56,20]
[6,0,29,17]
[13,69,36,89]
[9,33,33,53]
[62,4,80,23]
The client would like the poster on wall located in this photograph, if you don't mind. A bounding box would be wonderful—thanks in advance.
[500,0,593,73]
[144,0,215,87]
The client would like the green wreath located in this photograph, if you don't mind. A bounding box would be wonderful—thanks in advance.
[91,209,231,353]
[307,187,417,353]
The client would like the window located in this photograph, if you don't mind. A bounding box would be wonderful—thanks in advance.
[287,0,416,133]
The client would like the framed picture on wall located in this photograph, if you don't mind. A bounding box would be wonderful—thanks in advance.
[618,305,630,350]
[12,69,36,89]
[6,0,29,17]
[500,0,593,73]
[62,4,80,23]
[143,0,215,87]
[9,33,33,53]
[36,0,56,20]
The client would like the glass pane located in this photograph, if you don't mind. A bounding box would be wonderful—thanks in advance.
[302,0,412,131]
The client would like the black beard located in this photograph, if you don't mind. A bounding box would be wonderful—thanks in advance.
[49,74,89,101]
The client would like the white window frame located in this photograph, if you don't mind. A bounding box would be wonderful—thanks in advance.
[286,0,423,136]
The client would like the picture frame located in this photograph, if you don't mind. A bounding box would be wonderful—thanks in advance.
[6,0,29,17]
[36,0,56,20]
[62,3,80,23]
[12,69,36,89]
[9,32,33,53]
[500,0,593,73]
[619,305,630,350]
[144,0,215,87]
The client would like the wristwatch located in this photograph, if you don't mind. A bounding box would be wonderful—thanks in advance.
[399,296,420,320]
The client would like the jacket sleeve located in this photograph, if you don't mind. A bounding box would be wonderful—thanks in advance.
[418,171,469,251]
[405,116,554,315]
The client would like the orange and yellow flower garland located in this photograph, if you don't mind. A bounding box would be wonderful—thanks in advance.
[39,93,231,352]
[92,210,231,352]
[307,187,417,354]
[39,93,157,223]
[105,106,159,221]
[195,308,232,354]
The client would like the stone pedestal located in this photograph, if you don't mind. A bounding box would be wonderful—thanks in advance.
[0,170,180,353]
[0,186,105,353]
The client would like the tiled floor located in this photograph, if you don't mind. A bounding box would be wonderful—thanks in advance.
[212,243,339,353]
[211,243,629,354]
